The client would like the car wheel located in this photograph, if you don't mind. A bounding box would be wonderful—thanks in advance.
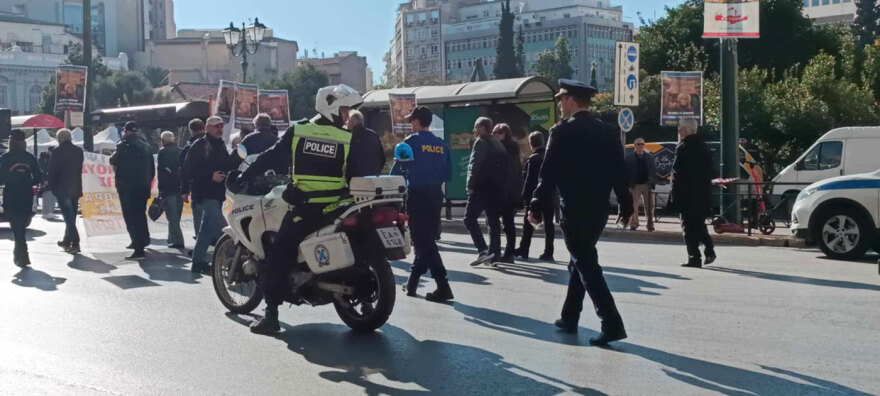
[815,207,873,260]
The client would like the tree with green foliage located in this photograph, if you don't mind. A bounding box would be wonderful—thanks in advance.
[515,26,525,76]
[263,64,330,120]
[94,71,155,108]
[493,0,519,79]
[534,36,573,84]
[142,66,170,87]
[853,0,880,49]
[37,43,111,114]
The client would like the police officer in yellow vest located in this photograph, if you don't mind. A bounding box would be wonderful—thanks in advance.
[236,84,380,334]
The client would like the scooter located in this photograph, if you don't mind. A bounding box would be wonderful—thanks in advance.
[710,171,776,236]
[211,146,411,332]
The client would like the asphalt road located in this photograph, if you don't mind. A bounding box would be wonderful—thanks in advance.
[1,217,879,395]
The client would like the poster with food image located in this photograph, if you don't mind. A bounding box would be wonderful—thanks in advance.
[389,94,417,135]
[55,65,88,112]
[258,89,291,129]
[233,83,259,129]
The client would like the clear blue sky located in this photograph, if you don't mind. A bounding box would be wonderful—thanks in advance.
[174,0,685,84]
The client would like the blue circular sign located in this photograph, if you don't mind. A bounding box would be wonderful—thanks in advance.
[626,74,638,90]
[618,108,634,133]
[627,46,638,62]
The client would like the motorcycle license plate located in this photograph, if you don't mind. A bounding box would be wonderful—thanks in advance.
[376,227,405,248]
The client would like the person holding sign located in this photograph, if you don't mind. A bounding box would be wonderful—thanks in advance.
[528,79,633,346]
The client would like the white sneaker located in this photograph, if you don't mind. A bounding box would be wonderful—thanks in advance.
[469,251,495,267]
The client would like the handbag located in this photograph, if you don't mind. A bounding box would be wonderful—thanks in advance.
[148,195,166,221]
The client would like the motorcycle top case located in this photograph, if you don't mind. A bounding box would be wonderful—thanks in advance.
[299,232,356,274]
[349,176,406,203]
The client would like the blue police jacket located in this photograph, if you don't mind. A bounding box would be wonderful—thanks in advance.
[390,131,451,189]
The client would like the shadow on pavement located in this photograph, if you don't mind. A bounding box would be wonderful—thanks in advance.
[11,268,66,291]
[608,343,872,395]
[490,261,670,295]
[0,228,47,241]
[453,302,593,347]
[390,260,490,286]
[225,315,604,395]
[102,275,161,290]
[816,254,879,265]
[137,249,201,284]
[68,255,118,274]
[603,266,691,281]
[706,267,880,291]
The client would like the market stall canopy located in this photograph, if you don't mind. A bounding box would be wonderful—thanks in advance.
[24,129,58,154]
[88,101,210,129]
[360,77,555,109]
[11,114,65,130]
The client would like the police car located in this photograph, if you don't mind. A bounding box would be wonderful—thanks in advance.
[790,169,880,260]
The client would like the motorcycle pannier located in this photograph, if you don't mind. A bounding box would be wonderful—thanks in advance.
[299,232,356,274]
[349,176,406,203]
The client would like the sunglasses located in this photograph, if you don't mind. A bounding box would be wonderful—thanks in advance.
[635,143,645,146]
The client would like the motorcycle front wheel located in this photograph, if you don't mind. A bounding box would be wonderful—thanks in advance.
[333,257,396,333]
[212,234,263,314]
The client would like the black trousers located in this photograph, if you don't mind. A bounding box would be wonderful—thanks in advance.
[559,213,624,332]
[6,206,30,258]
[119,189,150,251]
[57,196,80,244]
[261,205,324,306]
[497,204,517,258]
[520,206,555,256]
[463,192,502,256]
[408,187,447,281]
[681,211,714,259]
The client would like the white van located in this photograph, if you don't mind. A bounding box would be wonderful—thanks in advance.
[771,127,880,199]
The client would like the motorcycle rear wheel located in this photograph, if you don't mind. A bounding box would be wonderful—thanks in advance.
[333,257,396,333]
[212,234,263,314]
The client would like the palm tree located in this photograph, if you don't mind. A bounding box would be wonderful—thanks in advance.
[142,66,170,87]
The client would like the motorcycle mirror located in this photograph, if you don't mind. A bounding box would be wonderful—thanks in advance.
[237,144,248,159]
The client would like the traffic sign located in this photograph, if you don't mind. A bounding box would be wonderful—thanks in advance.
[614,42,639,107]
[618,108,634,133]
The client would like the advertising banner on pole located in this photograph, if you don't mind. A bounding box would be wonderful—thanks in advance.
[257,89,291,130]
[660,71,704,127]
[233,83,259,129]
[703,0,760,38]
[214,80,235,123]
[55,65,88,112]
[389,94,417,135]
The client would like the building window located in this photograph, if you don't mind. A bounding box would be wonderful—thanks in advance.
[29,85,42,112]
[431,10,439,22]
[0,86,7,108]
[406,14,414,25]
[431,27,439,38]
[431,44,439,54]
[16,41,34,52]
[419,12,427,22]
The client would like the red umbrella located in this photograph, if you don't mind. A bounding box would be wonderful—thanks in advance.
[10,114,65,130]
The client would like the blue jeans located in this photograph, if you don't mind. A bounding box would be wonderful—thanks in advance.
[191,199,204,240]
[192,199,226,265]
[164,194,184,246]
[56,196,80,244]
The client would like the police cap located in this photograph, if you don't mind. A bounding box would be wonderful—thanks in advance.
[404,106,433,127]
[555,78,598,100]
[123,121,139,132]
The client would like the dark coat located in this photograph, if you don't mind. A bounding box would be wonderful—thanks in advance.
[0,149,42,211]
[500,137,523,207]
[182,134,231,202]
[47,141,84,198]
[521,147,545,205]
[109,134,154,193]
[179,134,203,194]
[466,135,508,196]
[240,129,278,157]
[157,143,181,195]
[531,110,632,221]
[348,125,386,178]
[671,134,713,216]
[626,151,657,187]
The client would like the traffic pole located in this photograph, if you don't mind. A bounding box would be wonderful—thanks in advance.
[82,0,94,152]
[720,38,740,223]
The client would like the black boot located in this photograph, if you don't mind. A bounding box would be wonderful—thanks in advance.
[404,273,420,297]
[250,305,281,334]
[19,251,31,267]
[513,247,529,259]
[425,278,454,303]
[681,257,702,268]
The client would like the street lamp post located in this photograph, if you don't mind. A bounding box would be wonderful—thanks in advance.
[222,18,267,83]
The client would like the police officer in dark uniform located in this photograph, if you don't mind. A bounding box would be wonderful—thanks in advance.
[528,79,634,346]
[391,106,453,303]
[0,130,42,267]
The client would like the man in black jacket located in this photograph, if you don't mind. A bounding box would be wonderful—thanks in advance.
[182,116,231,273]
[180,118,206,241]
[158,131,184,249]
[671,117,716,268]
[528,79,633,346]
[47,129,84,254]
[109,122,155,260]
[626,138,657,231]
[236,113,278,162]
[464,117,509,267]
[516,131,554,261]
[1,130,42,266]
[346,110,386,177]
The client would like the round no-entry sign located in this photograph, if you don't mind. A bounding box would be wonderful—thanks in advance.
[618,108,634,133]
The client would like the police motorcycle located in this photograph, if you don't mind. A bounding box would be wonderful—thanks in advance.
[210,145,411,332]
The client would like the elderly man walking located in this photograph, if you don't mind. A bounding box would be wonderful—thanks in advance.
[627,138,657,231]
[672,117,716,268]
[346,110,386,177]
[158,131,185,249]
[464,117,509,267]
[48,129,84,253]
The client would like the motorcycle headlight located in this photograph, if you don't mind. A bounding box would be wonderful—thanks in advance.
[797,187,818,202]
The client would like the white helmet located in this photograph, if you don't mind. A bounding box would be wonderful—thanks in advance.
[315,84,363,123]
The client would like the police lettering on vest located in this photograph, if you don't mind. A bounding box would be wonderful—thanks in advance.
[303,139,339,158]
[290,123,352,205]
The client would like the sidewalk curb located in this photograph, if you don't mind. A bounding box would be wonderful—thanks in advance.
[440,220,806,249]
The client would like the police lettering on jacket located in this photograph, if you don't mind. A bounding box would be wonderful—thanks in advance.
[390,131,451,188]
